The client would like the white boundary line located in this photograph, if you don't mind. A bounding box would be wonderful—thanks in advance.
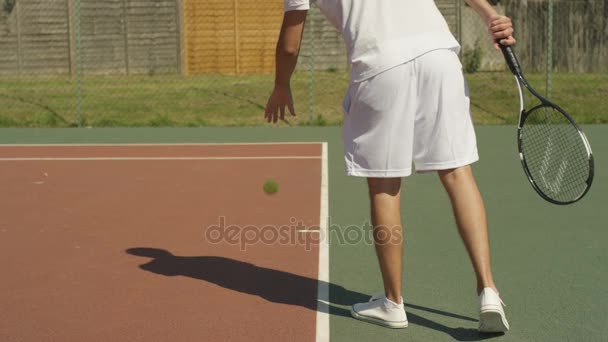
[316,142,330,342]
[0,156,321,161]
[0,142,322,147]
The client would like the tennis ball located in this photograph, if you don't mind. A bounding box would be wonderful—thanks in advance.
[263,179,279,194]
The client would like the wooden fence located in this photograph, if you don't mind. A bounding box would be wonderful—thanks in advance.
[0,0,180,75]
[183,0,281,75]
[0,0,605,75]
[505,0,608,73]
[184,0,459,74]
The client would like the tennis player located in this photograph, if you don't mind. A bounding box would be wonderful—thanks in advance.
[265,0,515,333]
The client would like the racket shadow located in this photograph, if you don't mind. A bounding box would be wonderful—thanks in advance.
[126,247,492,340]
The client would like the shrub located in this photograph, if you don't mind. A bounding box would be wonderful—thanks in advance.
[463,40,484,73]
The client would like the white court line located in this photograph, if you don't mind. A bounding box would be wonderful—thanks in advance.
[316,142,330,342]
[0,142,322,147]
[0,156,321,161]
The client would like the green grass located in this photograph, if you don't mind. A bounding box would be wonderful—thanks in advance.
[466,72,608,124]
[0,71,606,127]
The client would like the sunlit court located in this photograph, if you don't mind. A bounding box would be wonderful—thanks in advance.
[1,0,607,341]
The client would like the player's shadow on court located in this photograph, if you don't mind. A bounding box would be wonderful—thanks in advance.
[126,248,502,341]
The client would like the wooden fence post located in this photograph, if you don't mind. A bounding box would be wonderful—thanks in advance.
[233,0,240,75]
[15,0,22,75]
[121,0,130,75]
[66,0,76,76]
[176,0,185,75]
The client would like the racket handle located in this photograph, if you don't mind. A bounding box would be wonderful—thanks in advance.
[497,41,523,76]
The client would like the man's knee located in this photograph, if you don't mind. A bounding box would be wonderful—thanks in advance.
[438,165,473,184]
[367,177,401,196]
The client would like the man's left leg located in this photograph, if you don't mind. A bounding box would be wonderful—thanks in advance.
[368,177,403,304]
[350,177,408,329]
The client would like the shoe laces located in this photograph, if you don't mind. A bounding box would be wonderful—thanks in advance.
[494,291,507,307]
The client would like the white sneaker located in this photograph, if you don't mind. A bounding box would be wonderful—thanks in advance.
[479,287,510,333]
[367,293,385,302]
[350,294,408,329]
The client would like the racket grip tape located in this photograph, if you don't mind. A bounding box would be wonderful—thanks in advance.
[498,42,523,76]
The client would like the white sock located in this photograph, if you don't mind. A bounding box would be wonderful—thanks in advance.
[384,296,404,307]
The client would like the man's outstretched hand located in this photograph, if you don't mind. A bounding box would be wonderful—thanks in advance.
[264,85,296,124]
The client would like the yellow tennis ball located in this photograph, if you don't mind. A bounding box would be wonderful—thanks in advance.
[263,179,279,194]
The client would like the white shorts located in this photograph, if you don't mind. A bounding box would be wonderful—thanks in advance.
[342,48,479,177]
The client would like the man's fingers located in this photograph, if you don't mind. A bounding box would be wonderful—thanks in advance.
[501,36,517,46]
[265,103,275,122]
[487,15,516,49]
[264,101,270,117]
[495,36,516,48]
[264,89,297,124]
[288,101,296,116]
[265,97,277,119]
[267,105,275,122]
[490,16,511,26]
[492,28,514,39]
[490,19,512,28]
[273,106,281,123]
[490,23,512,33]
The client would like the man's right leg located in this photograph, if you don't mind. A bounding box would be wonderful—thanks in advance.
[438,165,496,294]
[438,165,509,332]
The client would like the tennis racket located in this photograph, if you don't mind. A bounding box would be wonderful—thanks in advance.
[498,43,594,205]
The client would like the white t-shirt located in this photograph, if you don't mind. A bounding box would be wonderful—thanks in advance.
[284,0,460,82]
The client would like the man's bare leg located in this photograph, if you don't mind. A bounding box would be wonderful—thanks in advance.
[367,177,404,304]
[438,165,498,295]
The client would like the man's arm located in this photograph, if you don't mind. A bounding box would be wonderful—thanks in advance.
[264,10,307,123]
[464,0,516,48]
[275,11,307,87]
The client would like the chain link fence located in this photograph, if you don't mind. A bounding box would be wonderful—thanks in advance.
[0,0,606,127]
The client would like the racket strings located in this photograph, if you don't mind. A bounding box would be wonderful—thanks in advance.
[521,106,590,202]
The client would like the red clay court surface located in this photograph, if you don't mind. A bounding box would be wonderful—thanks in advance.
[0,143,329,342]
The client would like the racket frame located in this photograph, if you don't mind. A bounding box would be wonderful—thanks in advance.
[500,45,595,205]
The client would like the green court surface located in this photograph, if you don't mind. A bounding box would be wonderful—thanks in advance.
[1,126,606,342]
